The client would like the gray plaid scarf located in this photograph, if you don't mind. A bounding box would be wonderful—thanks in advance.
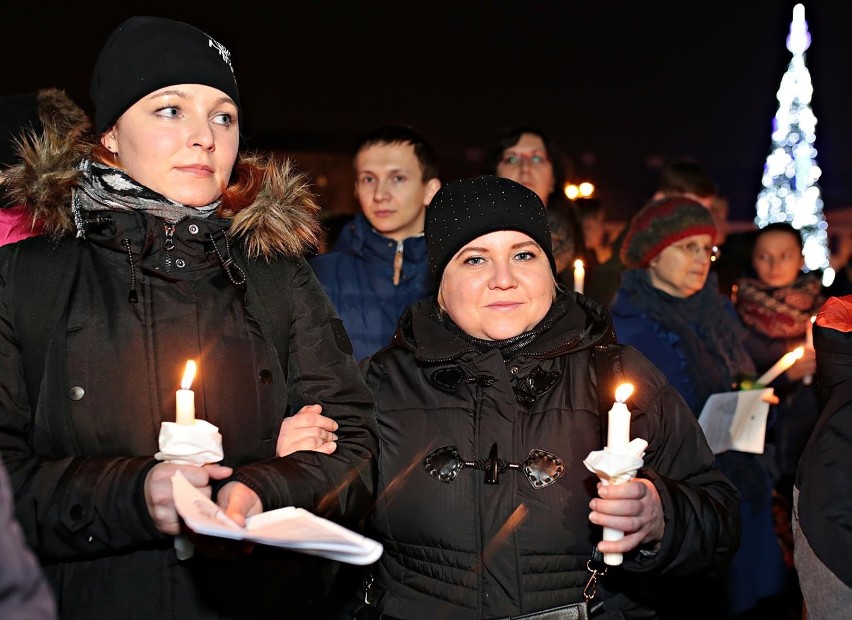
[72,159,219,236]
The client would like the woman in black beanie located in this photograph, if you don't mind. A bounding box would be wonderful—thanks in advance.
[279,175,739,619]
[0,15,376,619]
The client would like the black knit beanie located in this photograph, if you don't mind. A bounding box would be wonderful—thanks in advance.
[425,175,555,282]
[620,196,717,268]
[90,16,241,135]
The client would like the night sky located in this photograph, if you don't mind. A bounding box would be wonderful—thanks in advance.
[4,0,852,221]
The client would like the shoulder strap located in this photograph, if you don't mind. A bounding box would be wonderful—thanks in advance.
[592,343,624,448]
[8,237,81,410]
[229,246,293,378]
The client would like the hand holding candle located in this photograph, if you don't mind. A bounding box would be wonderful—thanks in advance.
[573,259,585,296]
[600,383,635,564]
[756,346,804,386]
[584,384,650,566]
[157,359,224,560]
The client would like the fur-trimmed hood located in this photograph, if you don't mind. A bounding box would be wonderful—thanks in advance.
[3,92,320,259]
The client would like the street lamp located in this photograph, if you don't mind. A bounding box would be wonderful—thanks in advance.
[563,181,595,200]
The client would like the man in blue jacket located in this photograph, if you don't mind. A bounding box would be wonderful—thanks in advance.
[310,125,441,361]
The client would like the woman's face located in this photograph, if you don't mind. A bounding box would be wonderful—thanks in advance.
[438,230,555,340]
[100,84,240,207]
[752,230,804,288]
[647,233,714,298]
[495,133,555,205]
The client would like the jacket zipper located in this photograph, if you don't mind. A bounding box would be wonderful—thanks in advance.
[392,240,404,286]
[164,222,176,275]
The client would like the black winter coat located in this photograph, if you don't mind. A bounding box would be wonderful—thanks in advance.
[0,141,377,617]
[363,294,740,620]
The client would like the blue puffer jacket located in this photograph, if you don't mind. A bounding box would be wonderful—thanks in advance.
[309,214,433,361]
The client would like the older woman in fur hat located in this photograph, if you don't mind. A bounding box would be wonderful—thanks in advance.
[611,197,788,618]
[0,15,376,618]
[281,176,739,619]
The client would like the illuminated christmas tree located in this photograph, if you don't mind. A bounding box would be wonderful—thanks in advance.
[755,3,829,273]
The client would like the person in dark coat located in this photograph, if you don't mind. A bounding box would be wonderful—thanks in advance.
[0,16,376,619]
[611,197,787,618]
[734,223,822,508]
[793,295,852,619]
[344,176,739,619]
[0,454,56,619]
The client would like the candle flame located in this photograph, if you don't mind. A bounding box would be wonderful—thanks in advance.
[574,259,584,270]
[614,383,634,403]
[810,315,816,324]
[181,360,197,390]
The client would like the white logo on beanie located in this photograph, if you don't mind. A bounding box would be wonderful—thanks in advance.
[208,37,234,74]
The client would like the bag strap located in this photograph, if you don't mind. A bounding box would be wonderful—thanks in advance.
[8,237,81,411]
[227,243,293,379]
[592,343,623,448]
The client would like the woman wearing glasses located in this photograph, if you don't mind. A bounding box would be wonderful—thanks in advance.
[611,197,788,618]
[486,126,586,291]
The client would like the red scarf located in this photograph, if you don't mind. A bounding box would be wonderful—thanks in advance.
[734,273,823,339]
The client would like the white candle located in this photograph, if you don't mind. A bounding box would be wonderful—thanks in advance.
[756,347,804,386]
[803,316,816,385]
[805,315,815,349]
[603,382,635,565]
[176,360,197,425]
[573,259,585,295]
[606,383,634,454]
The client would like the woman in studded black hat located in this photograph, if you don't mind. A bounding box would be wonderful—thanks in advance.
[0,15,376,618]
[281,175,740,619]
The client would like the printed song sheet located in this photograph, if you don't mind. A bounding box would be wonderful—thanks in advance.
[697,388,773,455]
[172,471,383,565]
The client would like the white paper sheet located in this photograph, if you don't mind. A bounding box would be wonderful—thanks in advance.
[697,388,773,455]
[171,471,383,565]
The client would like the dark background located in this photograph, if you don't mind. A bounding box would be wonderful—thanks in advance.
[4,0,851,222]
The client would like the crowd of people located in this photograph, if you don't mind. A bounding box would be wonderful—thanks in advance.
[0,13,849,620]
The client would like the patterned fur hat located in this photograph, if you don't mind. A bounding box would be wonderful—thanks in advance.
[620,197,717,268]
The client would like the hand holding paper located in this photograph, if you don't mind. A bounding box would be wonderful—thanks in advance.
[172,472,383,565]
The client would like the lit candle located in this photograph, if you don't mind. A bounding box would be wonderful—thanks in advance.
[176,360,197,425]
[573,259,585,295]
[805,315,815,349]
[756,347,804,386]
[803,316,816,385]
[606,383,634,454]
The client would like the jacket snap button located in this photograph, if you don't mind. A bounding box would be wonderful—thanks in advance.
[175,258,186,268]
[188,224,200,235]
[510,366,519,375]
[68,386,85,401]
[70,504,85,520]
[259,370,273,384]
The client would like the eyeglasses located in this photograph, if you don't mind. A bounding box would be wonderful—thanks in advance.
[499,153,550,168]
[671,241,720,261]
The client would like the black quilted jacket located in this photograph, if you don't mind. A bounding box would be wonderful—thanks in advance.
[363,293,740,620]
